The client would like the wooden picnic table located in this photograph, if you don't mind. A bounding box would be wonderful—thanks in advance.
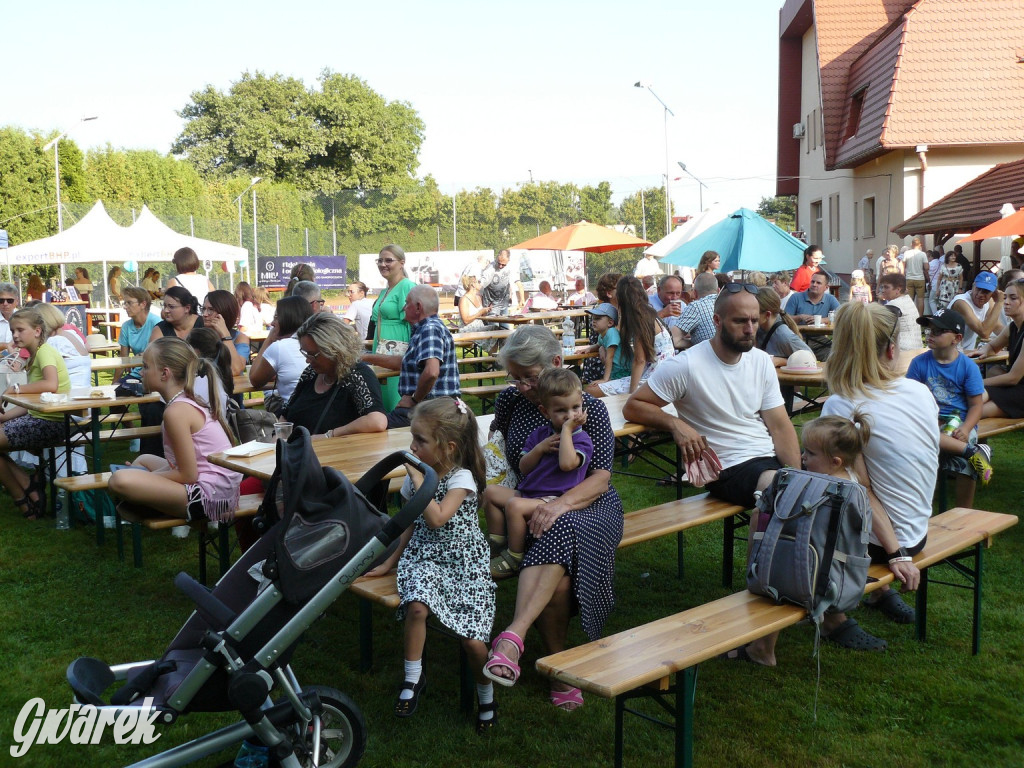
[776,348,925,388]
[478,308,587,325]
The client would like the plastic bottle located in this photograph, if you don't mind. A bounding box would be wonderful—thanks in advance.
[234,740,269,768]
[561,316,575,355]
[55,488,70,530]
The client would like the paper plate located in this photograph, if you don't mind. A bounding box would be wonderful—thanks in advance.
[779,366,821,375]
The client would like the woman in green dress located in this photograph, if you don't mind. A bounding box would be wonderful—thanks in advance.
[369,244,416,410]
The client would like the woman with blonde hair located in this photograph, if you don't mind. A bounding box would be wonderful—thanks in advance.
[369,244,416,410]
[755,287,809,367]
[457,275,497,333]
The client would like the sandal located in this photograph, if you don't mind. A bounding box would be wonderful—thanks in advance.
[822,618,887,652]
[490,549,522,580]
[393,674,426,718]
[14,495,44,521]
[486,533,507,555]
[483,630,524,687]
[865,590,916,625]
[475,700,498,734]
[550,686,584,711]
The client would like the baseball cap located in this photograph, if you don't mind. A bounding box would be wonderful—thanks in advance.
[974,271,998,291]
[586,302,618,323]
[916,308,965,335]
[851,269,865,280]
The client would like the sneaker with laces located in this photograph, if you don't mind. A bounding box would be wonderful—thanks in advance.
[968,446,993,485]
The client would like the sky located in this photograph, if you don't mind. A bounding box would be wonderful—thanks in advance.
[4,0,783,218]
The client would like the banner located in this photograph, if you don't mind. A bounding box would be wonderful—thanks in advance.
[258,256,347,290]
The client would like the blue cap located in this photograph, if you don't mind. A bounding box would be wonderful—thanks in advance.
[974,271,998,291]
[586,302,618,324]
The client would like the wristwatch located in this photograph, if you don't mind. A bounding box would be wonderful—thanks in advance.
[886,546,909,560]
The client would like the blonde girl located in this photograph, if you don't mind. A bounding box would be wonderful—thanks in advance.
[0,307,71,518]
[849,269,872,304]
[366,398,496,733]
[108,337,241,523]
[800,414,872,481]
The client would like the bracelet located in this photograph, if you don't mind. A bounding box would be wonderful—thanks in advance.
[410,394,419,404]
[326,429,334,438]
[222,337,232,342]
[888,556,913,564]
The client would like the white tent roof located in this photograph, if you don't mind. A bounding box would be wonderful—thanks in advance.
[645,202,732,258]
[127,206,247,265]
[5,201,134,266]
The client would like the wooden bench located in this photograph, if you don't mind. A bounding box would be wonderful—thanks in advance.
[348,493,747,671]
[534,507,1018,768]
[976,417,1024,440]
[69,425,162,446]
[55,471,263,585]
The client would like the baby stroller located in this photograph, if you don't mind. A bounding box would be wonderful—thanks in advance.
[66,427,436,767]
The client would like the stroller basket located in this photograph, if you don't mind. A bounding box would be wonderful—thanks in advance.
[66,430,435,768]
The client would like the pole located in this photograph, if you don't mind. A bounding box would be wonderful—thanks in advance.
[53,142,63,233]
[452,193,458,251]
[305,228,309,257]
[663,107,671,236]
[253,189,258,261]
[276,224,280,257]
[237,197,243,247]
[331,199,337,257]
[640,189,647,240]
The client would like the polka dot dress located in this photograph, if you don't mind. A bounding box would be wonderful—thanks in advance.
[492,388,624,641]
[396,468,496,642]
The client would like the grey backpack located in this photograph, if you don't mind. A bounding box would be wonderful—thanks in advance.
[746,468,872,623]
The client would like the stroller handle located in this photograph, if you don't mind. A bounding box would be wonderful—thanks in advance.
[357,450,438,546]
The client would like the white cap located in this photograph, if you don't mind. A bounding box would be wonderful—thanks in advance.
[851,269,865,280]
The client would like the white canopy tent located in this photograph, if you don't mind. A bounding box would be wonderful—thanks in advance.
[3,201,249,306]
[645,202,732,259]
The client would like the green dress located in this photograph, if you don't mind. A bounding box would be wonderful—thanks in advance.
[372,277,416,410]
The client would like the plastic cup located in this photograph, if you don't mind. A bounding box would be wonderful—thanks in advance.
[813,315,823,327]
[274,422,293,441]
[828,311,836,325]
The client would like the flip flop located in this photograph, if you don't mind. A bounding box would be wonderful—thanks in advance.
[549,686,584,711]
[823,618,887,651]
[864,590,916,625]
[483,630,524,687]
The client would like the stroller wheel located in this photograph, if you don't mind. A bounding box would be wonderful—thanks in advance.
[296,686,367,768]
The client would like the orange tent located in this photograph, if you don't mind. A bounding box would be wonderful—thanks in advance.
[958,208,1024,242]
[511,221,651,253]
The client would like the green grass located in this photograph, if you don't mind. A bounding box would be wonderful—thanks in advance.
[0,420,1022,767]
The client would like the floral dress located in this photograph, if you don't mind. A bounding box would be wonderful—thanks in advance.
[937,265,963,310]
[396,468,496,642]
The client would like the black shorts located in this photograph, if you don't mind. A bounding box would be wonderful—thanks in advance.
[867,536,927,564]
[705,455,783,509]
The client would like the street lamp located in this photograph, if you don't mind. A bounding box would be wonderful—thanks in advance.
[634,81,674,236]
[232,177,261,284]
[42,116,98,234]
[677,162,710,212]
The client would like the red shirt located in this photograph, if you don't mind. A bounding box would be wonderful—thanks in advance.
[790,264,818,293]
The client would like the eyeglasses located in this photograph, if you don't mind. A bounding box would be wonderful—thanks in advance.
[310,299,326,307]
[123,300,140,308]
[505,375,540,389]
[301,349,324,361]
[164,303,183,311]
[884,304,902,347]
[722,283,760,295]
[376,258,398,265]
[0,298,16,305]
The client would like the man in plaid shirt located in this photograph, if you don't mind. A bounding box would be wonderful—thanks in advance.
[376,284,460,428]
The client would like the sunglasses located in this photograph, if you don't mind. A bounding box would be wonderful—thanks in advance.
[0,298,16,305]
[722,283,759,295]
[310,299,326,307]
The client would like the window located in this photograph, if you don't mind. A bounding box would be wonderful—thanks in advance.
[806,112,812,154]
[853,202,859,240]
[844,86,867,141]
[828,193,840,241]
[811,200,823,246]
[863,196,876,238]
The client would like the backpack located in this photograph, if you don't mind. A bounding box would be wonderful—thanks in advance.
[746,468,872,623]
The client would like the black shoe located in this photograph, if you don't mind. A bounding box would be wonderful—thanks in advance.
[476,700,498,734]
[394,675,426,718]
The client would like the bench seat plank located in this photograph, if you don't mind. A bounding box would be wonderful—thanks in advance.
[976,417,1024,439]
[619,494,742,548]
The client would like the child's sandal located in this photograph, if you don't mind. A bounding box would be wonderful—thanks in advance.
[486,533,507,555]
[475,700,498,734]
[490,549,522,580]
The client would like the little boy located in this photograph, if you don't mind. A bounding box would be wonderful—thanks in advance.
[583,302,624,389]
[482,368,592,579]
[905,308,993,506]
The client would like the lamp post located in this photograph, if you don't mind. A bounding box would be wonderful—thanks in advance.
[634,82,674,236]
[677,162,709,212]
[43,116,98,283]
[232,177,261,284]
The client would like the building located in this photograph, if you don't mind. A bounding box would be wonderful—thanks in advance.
[777,0,1024,273]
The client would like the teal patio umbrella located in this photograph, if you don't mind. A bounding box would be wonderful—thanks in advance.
[660,208,806,273]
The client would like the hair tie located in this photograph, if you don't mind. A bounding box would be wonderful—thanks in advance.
[454,397,468,415]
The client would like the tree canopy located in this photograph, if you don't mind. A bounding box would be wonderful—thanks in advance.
[172,70,425,194]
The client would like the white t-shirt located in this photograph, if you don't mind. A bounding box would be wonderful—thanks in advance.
[904,249,928,280]
[634,257,661,278]
[194,374,230,415]
[400,467,476,503]
[343,297,376,340]
[46,335,90,388]
[823,378,937,548]
[260,336,307,401]
[238,301,263,333]
[171,273,210,306]
[0,317,10,345]
[646,341,784,469]
[779,291,795,314]
[949,292,992,350]
[524,293,559,311]
[886,294,923,350]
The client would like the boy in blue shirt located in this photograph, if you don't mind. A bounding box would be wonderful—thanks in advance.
[582,303,623,393]
[906,308,992,506]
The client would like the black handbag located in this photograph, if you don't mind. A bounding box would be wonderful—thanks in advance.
[226,399,277,443]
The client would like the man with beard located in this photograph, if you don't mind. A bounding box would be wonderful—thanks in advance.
[624,284,800,510]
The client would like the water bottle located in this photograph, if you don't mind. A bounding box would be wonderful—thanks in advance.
[561,316,575,355]
[234,740,269,768]
[55,488,70,530]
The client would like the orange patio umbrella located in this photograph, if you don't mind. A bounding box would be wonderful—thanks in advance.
[959,207,1024,242]
[511,220,652,253]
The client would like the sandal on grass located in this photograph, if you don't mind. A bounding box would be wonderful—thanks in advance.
[865,590,916,625]
[550,686,584,711]
[483,630,524,687]
[490,549,522,580]
[475,700,498,734]
[14,495,44,521]
[823,618,887,651]
[393,674,426,718]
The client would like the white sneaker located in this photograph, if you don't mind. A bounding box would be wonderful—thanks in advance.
[170,526,190,538]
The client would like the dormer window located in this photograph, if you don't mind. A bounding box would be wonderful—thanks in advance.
[844,86,867,141]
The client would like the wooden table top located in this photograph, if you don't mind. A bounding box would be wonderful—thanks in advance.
[3,390,158,413]
[776,348,925,387]
[479,308,587,325]
[90,356,141,371]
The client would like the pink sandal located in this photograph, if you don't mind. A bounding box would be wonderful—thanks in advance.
[550,686,584,711]
[483,630,524,687]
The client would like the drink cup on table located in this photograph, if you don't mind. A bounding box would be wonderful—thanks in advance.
[273,421,293,441]
[813,315,823,327]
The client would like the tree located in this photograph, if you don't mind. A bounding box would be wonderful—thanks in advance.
[756,195,796,233]
[0,127,59,243]
[172,70,425,194]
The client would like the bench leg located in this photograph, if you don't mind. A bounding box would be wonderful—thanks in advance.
[198,523,208,586]
[459,644,473,714]
[676,532,685,580]
[614,694,625,768]
[131,522,143,568]
[675,666,696,768]
[358,598,374,672]
[972,543,983,656]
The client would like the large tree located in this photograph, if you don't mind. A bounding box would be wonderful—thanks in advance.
[172,70,424,194]
[756,195,796,233]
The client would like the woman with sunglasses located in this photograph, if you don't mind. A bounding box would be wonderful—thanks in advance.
[368,244,416,411]
[968,278,1024,418]
[282,312,387,439]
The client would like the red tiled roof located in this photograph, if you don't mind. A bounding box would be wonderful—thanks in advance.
[893,157,1024,236]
